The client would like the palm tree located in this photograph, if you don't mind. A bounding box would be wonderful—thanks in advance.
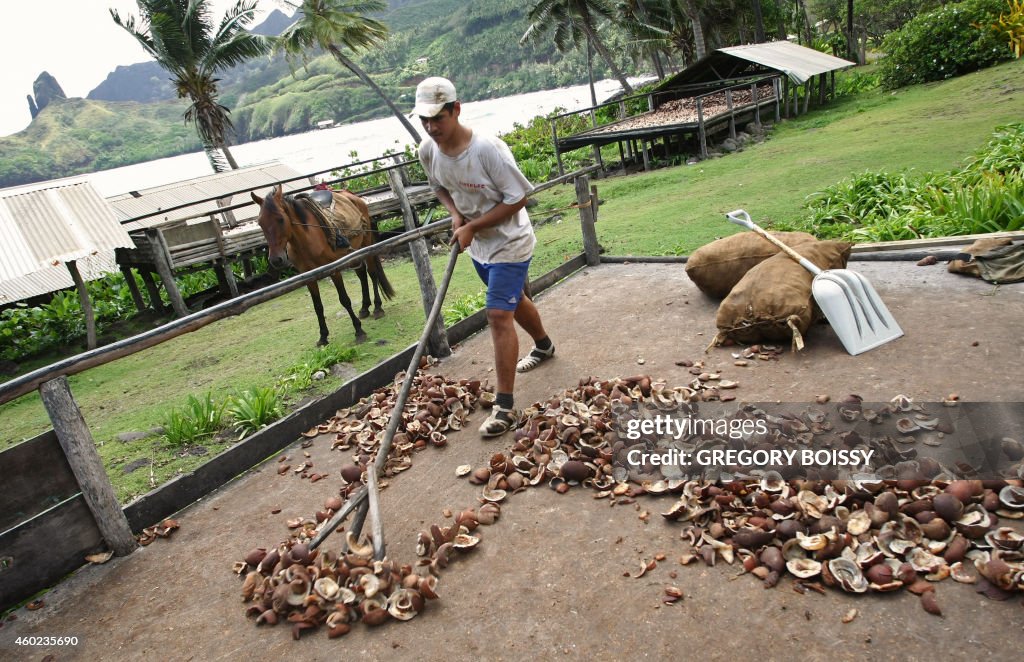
[522,0,635,96]
[677,0,706,60]
[616,0,671,80]
[111,0,270,171]
[752,0,766,42]
[277,0,421,144]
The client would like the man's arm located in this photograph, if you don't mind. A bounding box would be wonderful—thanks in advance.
[450,197,528,252]
[434,186,465,229]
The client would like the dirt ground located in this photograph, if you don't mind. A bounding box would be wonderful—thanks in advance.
[2,260,1023,662]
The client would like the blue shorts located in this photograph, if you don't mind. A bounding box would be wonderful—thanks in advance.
[472,259,531,311]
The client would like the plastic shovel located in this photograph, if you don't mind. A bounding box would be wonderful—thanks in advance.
[725,210,903,355]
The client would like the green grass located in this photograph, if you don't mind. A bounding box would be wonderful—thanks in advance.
[528,58,1024,257]
[2,58,1023,502]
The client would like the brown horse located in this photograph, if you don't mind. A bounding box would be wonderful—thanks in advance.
[251,185,395,345]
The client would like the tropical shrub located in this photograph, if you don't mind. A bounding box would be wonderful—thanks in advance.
[982,0,1024,58]
[879,0,1012,88]
[779,124,1024,240]
[227,387,285,438]
[162,392,227,447]
[443,291,487,326]
[278,344,357,391]
[501,109,591,182]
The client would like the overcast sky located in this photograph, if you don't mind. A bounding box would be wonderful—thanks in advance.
[1,1,284,137]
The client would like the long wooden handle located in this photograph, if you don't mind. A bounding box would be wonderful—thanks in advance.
[725,210,821,276]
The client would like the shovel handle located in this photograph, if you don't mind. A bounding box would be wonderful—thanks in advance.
[725,210,821,276]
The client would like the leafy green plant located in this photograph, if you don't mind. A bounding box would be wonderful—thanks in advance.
[833,68,882,98]
[443,291,487,326]
[779,123,1024,240]
[278,344,357,392]
[329,145,426,192]
[227,387,285,438]
[162,392,227,447]
[879,0,1012,88]
[499,108,592,182]
[981,0,1024,57]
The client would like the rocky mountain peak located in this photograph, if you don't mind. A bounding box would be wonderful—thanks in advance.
[28,72,67,118]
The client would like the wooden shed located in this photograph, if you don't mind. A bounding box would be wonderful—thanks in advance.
[552,41,854,171]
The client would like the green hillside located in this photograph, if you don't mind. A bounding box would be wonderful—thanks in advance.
[0,98,202,186]
[0,0,638,187]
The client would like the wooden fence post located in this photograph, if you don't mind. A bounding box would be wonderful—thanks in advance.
[576,175,600,266]
[726,89,736,140]
[145,228,188,318]
[119,265,147,313]
[774,78,782,122]
[550,121,565,177]
[39,377,138,556]
[697,98,708,159]
[385,168,451,358]
[66,260,97,350]
[139,269,166,313]
[752,82,762,129]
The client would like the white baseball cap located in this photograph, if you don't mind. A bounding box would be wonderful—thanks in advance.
[412,77,457,117]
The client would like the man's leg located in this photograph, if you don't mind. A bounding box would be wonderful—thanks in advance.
[513,294,547,342]
[514,293,554,373]
[488,308,518,396]
[475,260,530,437]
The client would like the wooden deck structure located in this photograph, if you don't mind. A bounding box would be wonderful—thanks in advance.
[552,77,781,174]
[552,42,855,174]
[111,160,437,318]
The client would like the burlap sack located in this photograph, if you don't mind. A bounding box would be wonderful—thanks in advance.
[686,232,818,299]
[713,240,853,351]
[947,237,1014,279]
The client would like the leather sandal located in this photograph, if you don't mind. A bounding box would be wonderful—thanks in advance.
[516,344,555,373]
[479,406,517,438]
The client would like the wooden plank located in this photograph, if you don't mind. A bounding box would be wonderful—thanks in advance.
[851,231,1024,252]
[0,430,79,533]
[529,253,588,294]
[601,255,688,263]
[0,495,105,612]
[39,377,138,556]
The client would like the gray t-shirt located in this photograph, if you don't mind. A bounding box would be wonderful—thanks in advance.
[419,132,536,264]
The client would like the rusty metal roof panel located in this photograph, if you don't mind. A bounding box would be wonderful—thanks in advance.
[0,180,133,292]
[109,162,307,232]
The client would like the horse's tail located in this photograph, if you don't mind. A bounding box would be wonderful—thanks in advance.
[367,250,395,300]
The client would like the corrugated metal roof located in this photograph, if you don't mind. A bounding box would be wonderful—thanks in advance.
[0,251,117,304]
[109,162,308,232]
[719,41,854,85]
[0,179,134,302]
[658,41,855,90]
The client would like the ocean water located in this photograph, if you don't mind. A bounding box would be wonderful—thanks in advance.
[86,79,629,197]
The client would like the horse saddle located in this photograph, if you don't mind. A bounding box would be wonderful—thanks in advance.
[304,189,335,209]
[296,191,351,250]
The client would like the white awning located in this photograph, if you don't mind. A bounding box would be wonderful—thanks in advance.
[718,41,855,85]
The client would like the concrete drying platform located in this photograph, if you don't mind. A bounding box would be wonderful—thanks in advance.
[2,261,1022,661]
